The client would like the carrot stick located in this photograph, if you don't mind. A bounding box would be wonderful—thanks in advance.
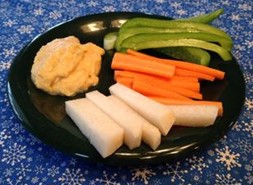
[114,70,200,91]
[126,49,225,80]
[175,68,215,81]
[115,76,133,88]
[111,52,175,78]
[134,75,203,100]
[132,77,192,101]
[149,96,223,116]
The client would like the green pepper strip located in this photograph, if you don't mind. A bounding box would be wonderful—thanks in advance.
[121,39,232,61]
[119,18,232,43]
[175,9,224,23]
[157,47,211,66]
[121,32,232,51]
[115,27,200,51]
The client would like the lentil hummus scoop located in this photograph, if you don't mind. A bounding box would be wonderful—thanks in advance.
[31,36,105,96]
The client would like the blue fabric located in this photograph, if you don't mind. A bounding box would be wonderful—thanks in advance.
[0,0,252,184]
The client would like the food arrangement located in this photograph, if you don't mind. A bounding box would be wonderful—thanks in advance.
[30,9,233,158]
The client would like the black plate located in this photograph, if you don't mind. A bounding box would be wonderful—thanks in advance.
[8,12,245,166]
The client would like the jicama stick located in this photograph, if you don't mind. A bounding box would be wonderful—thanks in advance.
[109,83,175,136]
[168,105,219,127]
[149,96,223,116]
[108,95,161,150]
[65,98,124,158]
[86,91,142,150]
[111,52,175,78]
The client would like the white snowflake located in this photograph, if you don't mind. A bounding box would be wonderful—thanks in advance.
[58,168,86,185]
[35,165,45,175]
[2,143,26,166]
[34,7,44,16]
[102,6,116,12]
[49,10,62,19]
[3,19,16,27]
[244,172,253,184]
[3,168,14,177]
[238,3,252,11]
[6,176,24,185]
[186,155,209,173]
[131,167,156,184]
[232,138,253,155]
[245,98,253,111]
[163,162,188,183]
[243,120,253,137]
[47,165,60,177]
[3,47,16,57]
[215,146,241,171]
[0,129,10,147]
[16,163,32,177]
[215,173,241,185]
[17,25,34,34]
[95,170,120,185]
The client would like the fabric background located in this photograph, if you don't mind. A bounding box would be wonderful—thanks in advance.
[0,0,252,184]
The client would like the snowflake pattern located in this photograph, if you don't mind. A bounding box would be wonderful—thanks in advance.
[0,0,252,184]
[215,146,241,171]
[94,170,120,185]
[2,143,26,166]
[163,162,188,183]
[58,168,86,185]
[186,155,209,173]
[131,167,156,184]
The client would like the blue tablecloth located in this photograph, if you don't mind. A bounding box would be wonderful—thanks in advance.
[1,0,252,184]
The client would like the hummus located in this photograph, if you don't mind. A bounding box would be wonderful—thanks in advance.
[31,36,105,96]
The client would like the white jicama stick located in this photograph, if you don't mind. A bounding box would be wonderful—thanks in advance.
[108,95,161,150]
[168,105,219,127]
[65,98,124,158]
[109,83,175,136]
[86,90,142,150]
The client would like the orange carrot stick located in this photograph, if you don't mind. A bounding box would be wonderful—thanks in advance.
[134,75,203,100]
[111,52,175,78]
[115,76,133,88]
[175,68,215,81]
[126,49,225,80]
[149,96,223,116]
[114,70,200,91]
[132,77,192,101]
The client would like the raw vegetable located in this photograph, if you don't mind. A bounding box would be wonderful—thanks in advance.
[114,70,200,91]
[103,32,118,50]
[167,105,219,127]
[175,68,215,81]
[86,90,142,150]
[176,9,224,23]
[156,47,211,66]
[108,95,161,150]
[132,77,193,100]
[126,49,225,80]
[122,39,232,61]
[121,32,232,51]
[132,75,203,100]
[149,96,223,116]
[109,83,175,136]
[65,98,124,158]
[108,9,233,65]
[111,52,175,78]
